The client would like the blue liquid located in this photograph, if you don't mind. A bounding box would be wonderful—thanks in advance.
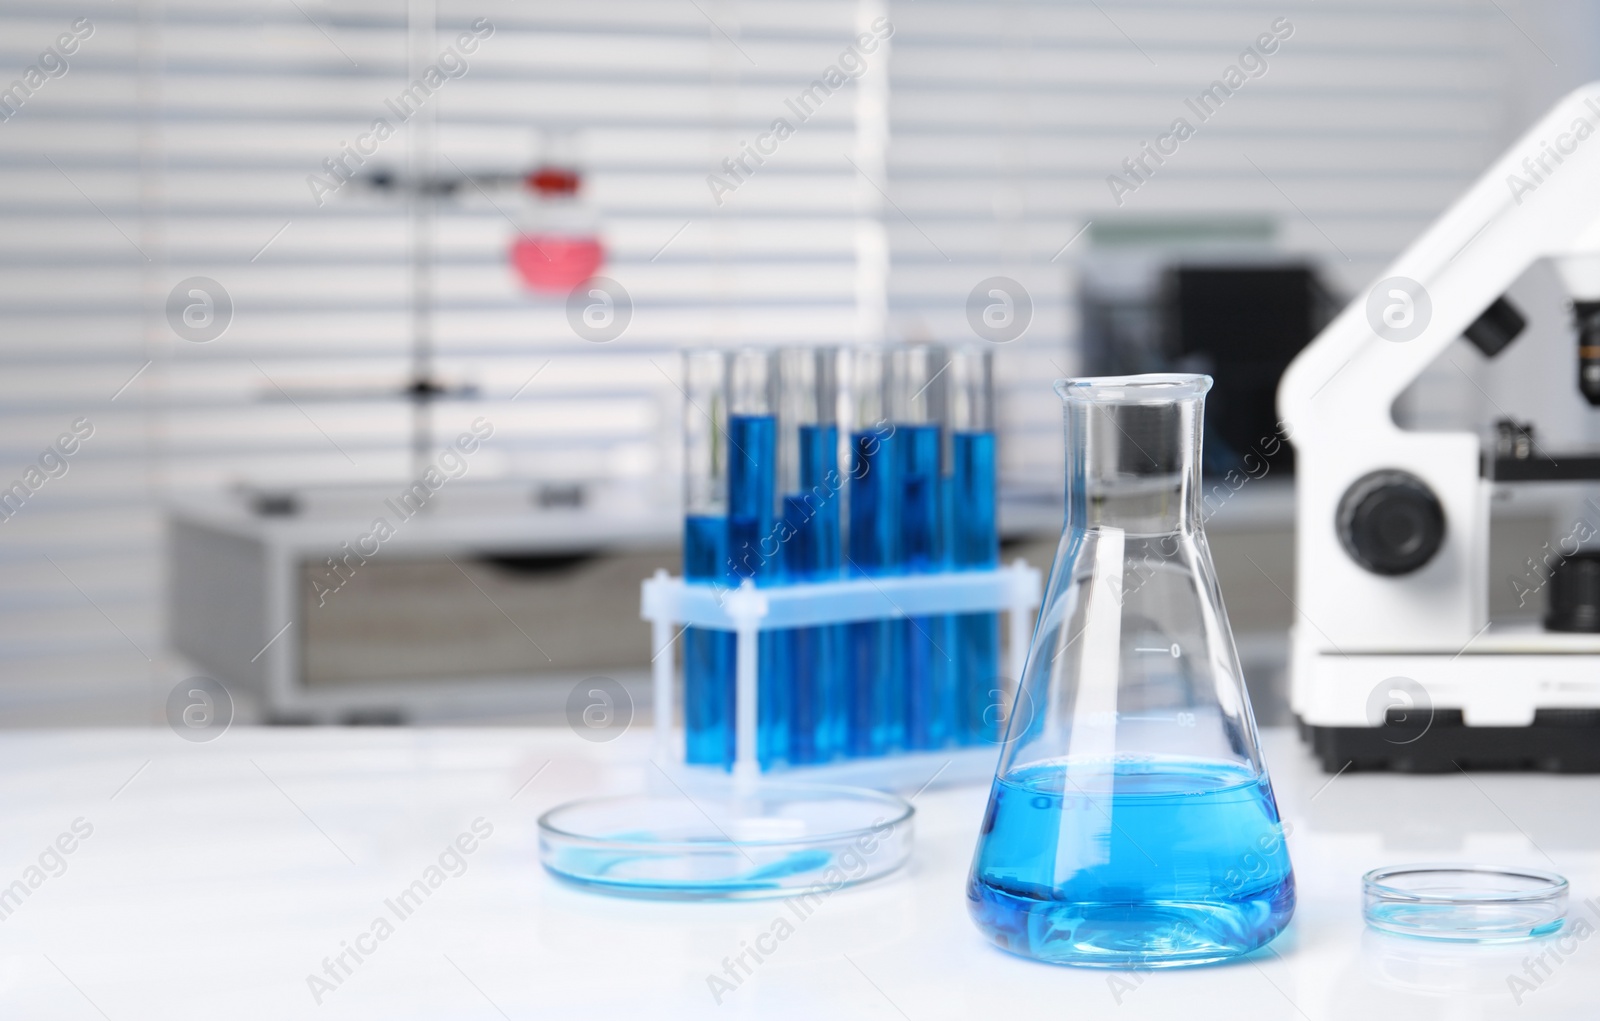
[683,514,735,767]
[847,426,900,756]
[952,614,1000,742]
[968,759,1296,967]
[950,431,999,745]
[788,424,842,575]
[727,414,778,584]
[546,844,846,898]
[898,423,946,751]
[899,423,942,573]
[948,431,998,566]
[784,424,844,765]
[727,413,786,770]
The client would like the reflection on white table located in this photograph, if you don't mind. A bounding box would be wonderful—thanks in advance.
[0,727,1594,1020]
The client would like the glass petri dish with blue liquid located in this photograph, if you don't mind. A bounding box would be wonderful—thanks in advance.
[539,783,913,900]
[1362,864,1568,942]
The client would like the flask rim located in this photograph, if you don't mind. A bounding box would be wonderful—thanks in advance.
[1054,373,1213,404]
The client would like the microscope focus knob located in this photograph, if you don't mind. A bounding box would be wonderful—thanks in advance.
[1336,470,1446,576]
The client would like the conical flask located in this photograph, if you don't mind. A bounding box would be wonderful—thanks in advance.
[968,374,1294,967]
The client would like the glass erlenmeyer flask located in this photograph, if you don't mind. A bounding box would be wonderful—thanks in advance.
[968,374,1294,967]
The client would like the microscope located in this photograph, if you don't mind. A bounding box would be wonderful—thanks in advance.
[1279,84,1600,772]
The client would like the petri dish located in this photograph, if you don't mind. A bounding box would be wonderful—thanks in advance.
[538,782,913,901]
[1362,864,1568,942]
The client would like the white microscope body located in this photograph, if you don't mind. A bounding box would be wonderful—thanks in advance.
[1279,83,1600,769]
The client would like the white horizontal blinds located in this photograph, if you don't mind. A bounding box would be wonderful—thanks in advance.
[0,0,884,685]
[165,0,875,497]
[883,0,1509,497]
[0,2,157,678]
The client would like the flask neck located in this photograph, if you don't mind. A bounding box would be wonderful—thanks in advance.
[1063,391,1205,536]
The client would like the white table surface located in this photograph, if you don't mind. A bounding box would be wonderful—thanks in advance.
[1,725,1595,1020]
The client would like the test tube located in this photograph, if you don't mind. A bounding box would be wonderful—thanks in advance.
[945,346,1000,745]
[893,344,952,751]
[778,347,844,763]
[726,348,785,768]
[681,350,735,767]
[846,347,901,756]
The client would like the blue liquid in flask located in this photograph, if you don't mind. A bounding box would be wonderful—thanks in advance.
[967,758,1295,967]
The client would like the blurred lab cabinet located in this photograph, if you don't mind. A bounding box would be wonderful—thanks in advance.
[168,485,673,723]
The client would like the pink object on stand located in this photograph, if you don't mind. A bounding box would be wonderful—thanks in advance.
[510,164,605,293]
[511,235,604,292]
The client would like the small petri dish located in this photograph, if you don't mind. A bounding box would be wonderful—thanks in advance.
[538,782,913,901]
[1362,864,1568,942]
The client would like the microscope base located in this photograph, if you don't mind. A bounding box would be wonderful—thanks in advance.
[1300,712,1600,773]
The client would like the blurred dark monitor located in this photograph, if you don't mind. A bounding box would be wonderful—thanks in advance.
[1082,263,1333,477]
[1168,265,1329,476]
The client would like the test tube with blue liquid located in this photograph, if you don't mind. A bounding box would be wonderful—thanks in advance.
[893,345,952,751]
[681,350,735,767]
[726,349,786,769]
[846,348,901,756]
[945,346,1000,745]
[778,347,844,764]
